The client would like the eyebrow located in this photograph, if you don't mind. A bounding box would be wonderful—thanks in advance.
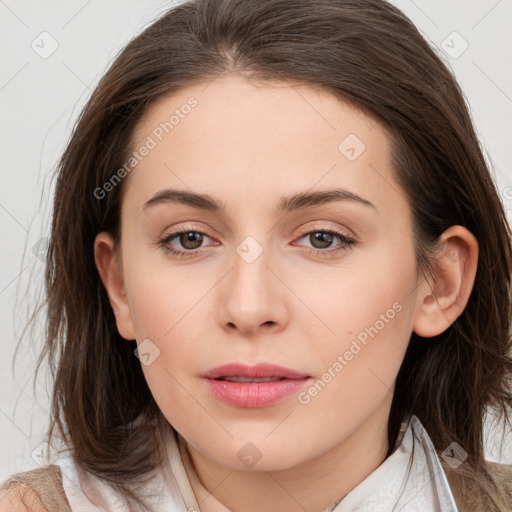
[142,187,377,214]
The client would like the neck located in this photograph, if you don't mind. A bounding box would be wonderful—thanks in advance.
[182,393,393,512]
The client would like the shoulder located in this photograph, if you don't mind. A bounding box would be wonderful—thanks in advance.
[441,458,512,512]
[486,459,512,478]
[0,483,48,511]
[0,464,71,512]
[486,460,512,495]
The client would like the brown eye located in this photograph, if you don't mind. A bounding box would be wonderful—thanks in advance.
[294,228,357,256]
[178,231,204,250]
[308,232,336,249]
[157,229,215,257]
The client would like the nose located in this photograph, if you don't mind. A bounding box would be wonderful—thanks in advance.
[216,239,288,337]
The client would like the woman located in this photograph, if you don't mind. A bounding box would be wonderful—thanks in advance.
[1,0,511,510]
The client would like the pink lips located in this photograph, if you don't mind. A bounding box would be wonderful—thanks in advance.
[202,363,311,408]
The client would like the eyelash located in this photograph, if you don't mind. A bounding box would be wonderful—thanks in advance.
[157,226,357,258]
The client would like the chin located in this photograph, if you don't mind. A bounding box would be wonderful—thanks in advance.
[193,434,319,473]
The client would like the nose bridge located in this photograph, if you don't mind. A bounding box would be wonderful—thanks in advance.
[217,230,285,333]
[231,233,272,296]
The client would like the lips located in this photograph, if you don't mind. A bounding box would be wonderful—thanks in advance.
[202,363,311,408]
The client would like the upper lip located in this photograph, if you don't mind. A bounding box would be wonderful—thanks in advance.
[202,363,310,380]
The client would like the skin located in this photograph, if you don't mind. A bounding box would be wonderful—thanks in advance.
[94,74,478,512]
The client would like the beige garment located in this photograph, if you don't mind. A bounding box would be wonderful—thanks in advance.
[0,464,71,511]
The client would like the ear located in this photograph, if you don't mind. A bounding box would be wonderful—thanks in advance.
[413,225,478,337]
[94,232,136,340]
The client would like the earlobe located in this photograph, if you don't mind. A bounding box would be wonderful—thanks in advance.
[413,225,478,338]
[94,232,136,340]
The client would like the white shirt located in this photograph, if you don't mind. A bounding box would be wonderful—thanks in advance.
[54,414,459,511]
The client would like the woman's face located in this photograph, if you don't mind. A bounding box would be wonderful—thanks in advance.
[102,74,429,471]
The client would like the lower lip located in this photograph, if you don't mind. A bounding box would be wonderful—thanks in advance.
[204,377,311,408]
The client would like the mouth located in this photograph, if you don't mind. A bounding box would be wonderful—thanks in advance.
[202,363,311,408]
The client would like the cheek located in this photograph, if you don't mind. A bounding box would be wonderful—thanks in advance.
[123,247,200,335]
[301,245,415,349]
[297,245,417,405]
[123,258,214,376]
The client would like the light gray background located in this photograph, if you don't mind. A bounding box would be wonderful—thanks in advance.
[1,0,511,482]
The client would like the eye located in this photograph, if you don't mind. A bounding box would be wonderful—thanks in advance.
[293,228,357,256]
[157,229,216,258]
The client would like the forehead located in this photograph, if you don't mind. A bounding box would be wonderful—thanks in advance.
[131,74,380,153]
[123,74,399,217]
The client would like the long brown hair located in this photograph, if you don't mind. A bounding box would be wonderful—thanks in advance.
[22,0,512,509]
